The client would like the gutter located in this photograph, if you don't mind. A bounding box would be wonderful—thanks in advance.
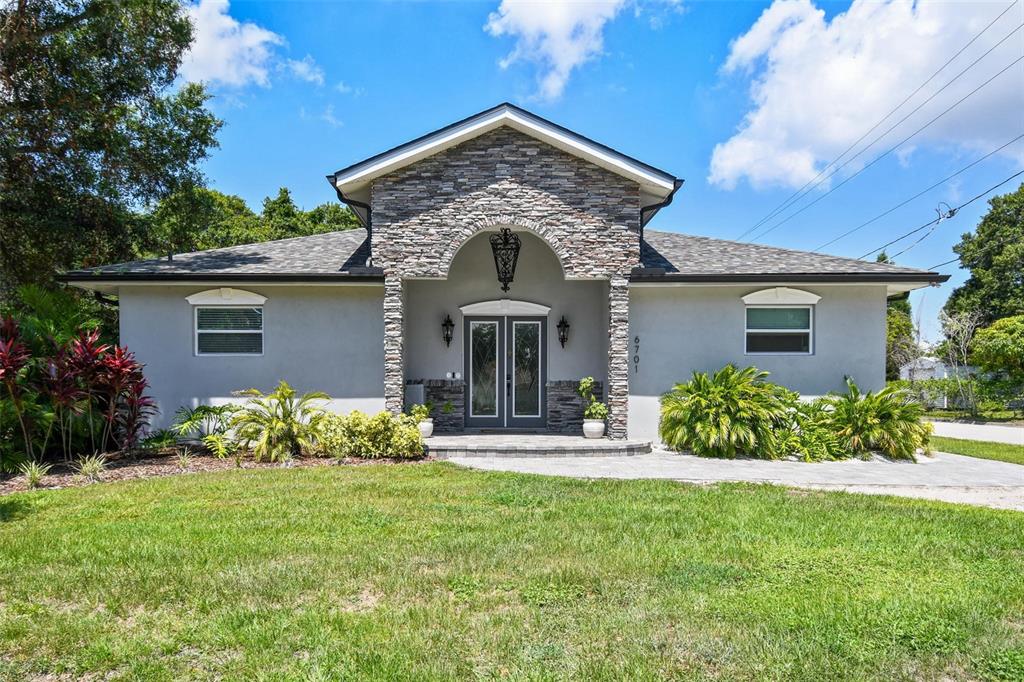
[326,173,371,231]
[57,271,385,284]
[629,269,950,285]
[639,178,684,230]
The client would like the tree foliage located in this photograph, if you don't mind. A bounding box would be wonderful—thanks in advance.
[0,0,222,296]
[944,184,1024,326]
[143,186,360,256]
[971,315,1024,384]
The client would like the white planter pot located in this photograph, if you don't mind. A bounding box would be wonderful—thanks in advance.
[418,419,434,439]
[582,419,605,439]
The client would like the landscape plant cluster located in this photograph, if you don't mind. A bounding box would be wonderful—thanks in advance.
[659,365,932,461]
[0,309,154,473]
[165,380,424,465]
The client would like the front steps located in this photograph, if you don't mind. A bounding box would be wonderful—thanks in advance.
[425,434,652,458]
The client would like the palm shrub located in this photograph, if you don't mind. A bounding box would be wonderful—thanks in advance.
[659,365,796,458]
[172,404,238,439]
[229,381,328,462]
[820,379,931,460]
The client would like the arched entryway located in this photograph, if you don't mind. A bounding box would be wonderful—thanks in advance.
[403,229,609,432]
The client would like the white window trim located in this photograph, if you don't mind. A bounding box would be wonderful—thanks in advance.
[194,305,264,357]
[744,304,814,356]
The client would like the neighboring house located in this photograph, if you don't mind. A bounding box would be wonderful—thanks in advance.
[61,104,948,441]
[899,356,956,382]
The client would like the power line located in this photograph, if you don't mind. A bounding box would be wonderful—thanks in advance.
[814,133,1024,251]
[858,169,1024,260]
[735,1,1022,240]
[748,54,1024,243]
[930,257,960,270]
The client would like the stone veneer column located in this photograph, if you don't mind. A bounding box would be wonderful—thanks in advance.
[383,275,405,415]
[606,276,630,439]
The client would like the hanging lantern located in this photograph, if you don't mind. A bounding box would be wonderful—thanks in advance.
[489,227,521,292]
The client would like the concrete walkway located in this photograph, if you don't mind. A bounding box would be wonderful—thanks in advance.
[928,420,1023,445]
[450,450,1024,512]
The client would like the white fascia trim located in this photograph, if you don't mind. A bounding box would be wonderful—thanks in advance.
[333,107,675,194]
[741,287,821,305]
[460,299,551,316]
[186,288,267,305]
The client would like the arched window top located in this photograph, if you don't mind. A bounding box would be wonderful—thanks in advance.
[459,299,550,315]
[185,288,267,305]
[741,287,821,305]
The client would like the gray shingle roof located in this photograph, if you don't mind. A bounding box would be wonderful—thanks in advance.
[60,226,944,284]
[640,230,943,282]
[61,229,375,281]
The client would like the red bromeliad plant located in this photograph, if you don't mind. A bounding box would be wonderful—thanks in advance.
[1,316,35,463]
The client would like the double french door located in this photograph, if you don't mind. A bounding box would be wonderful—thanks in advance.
[464,316,546,429]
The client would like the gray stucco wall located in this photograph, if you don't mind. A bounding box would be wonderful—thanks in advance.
[404,231,608,386]
[119,284,385,429]
[627,284,888,441]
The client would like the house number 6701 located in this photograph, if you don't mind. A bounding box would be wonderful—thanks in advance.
[633,335,640,374]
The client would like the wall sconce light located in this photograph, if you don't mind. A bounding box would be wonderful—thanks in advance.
[556,315,570,348]
[442,314,454,347]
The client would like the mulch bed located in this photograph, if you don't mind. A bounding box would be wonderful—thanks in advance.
[0,450,431,496]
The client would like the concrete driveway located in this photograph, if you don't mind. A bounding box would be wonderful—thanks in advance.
[450,450,1024,512]
[928,420,1023,445]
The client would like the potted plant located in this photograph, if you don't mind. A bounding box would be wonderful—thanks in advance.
[576,377,608,439]
[410,402,434,438]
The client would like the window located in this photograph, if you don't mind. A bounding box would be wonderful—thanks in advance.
[195,306,263,355]
[745,306,812,354]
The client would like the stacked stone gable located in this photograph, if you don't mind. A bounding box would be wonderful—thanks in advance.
[371,126,641,438]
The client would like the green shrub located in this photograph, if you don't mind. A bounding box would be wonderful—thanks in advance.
[230,381,328,462]
[820,379,932,460]
[141,429,178,449]
[172,404,238,439]
[659,365,796,458]
[318,410,423,459]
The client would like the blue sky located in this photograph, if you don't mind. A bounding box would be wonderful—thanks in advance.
[180,0,1024,341]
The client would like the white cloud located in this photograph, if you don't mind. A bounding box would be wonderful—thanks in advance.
[335,81,365,96]
[180,0,283,87]
[709,0,1024,190]
[286,54,325,86]
[320,105,343,128]
[485,0,629,100]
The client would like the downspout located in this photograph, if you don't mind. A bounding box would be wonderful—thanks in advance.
[639,178,684,241]
[326,172,373,265]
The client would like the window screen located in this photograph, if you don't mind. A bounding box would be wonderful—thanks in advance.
[196,307,263,355]
[745,306,811,354]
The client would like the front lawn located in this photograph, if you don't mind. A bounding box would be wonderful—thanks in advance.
[932,436,1024,466]
[1,464,1022,680]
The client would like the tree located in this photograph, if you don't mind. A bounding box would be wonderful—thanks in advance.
[877,252,916,380]
[944,184,1024,326]
[886,306,919,381]
[146,186,360,256]
[939,310,983,415]
[0,0,222,298]
[971,315,1024,384]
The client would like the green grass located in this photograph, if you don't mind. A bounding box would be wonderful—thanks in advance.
[925,409,1024,425]
[932,436,1024,466]
[1,464,1023,680]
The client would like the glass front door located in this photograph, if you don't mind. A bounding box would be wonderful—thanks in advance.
[464,316,546,429]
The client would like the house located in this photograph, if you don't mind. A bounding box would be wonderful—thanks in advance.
[61,103,948,441]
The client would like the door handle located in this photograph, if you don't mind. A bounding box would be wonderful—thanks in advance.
[506,373,511,397]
